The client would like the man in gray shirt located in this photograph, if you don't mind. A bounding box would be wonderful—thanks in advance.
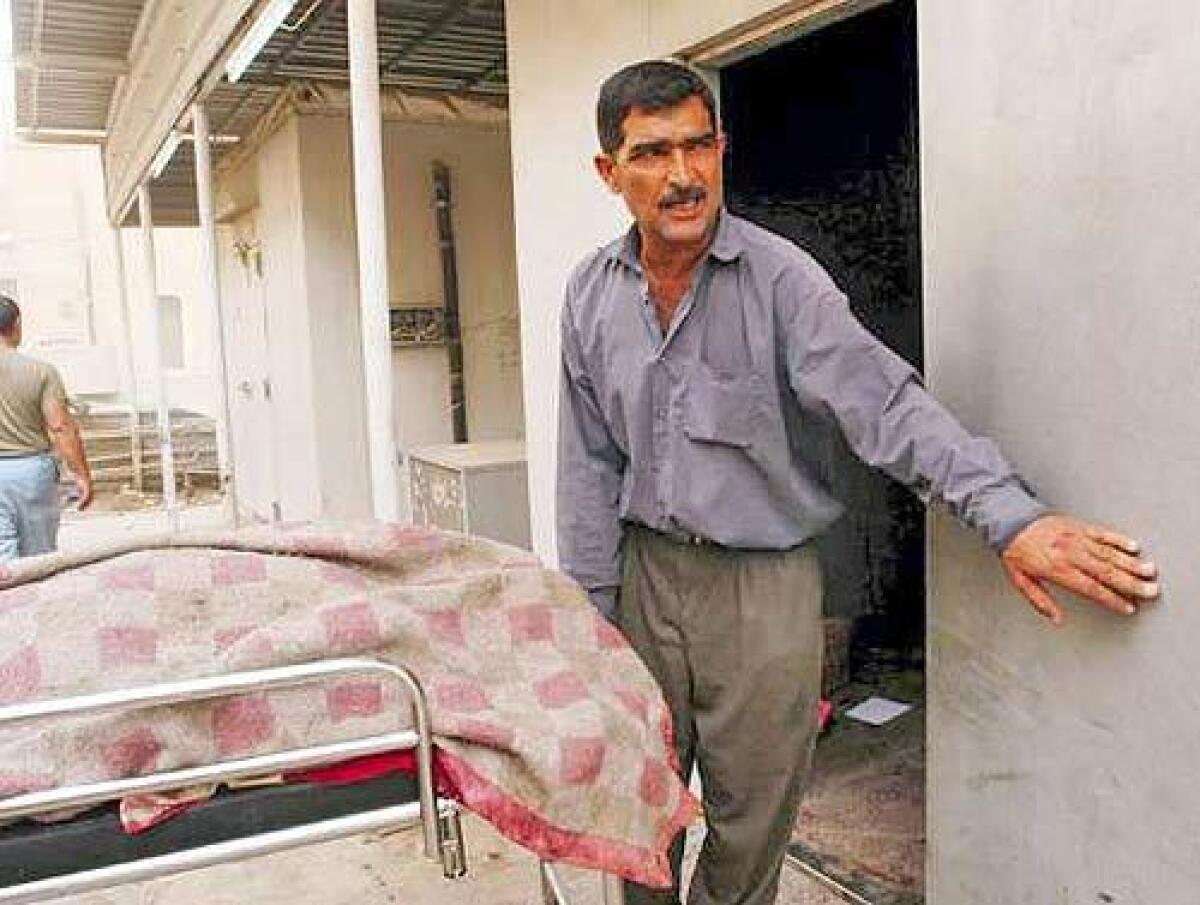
[557,61,1160,905]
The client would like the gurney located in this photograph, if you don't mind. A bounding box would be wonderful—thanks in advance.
[0,523,696,903]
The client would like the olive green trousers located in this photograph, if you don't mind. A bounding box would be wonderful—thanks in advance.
[618,526,824,905]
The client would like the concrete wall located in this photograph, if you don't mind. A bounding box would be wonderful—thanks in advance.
[295,115,373,520]
[920,3,1199,902]
[254,116,325,519]
[0,141,217,417]
[121,227,217,417]
[378,113,525,447]
[282,110,527,452]
[213,105,523,521]
[0,144,101,354]
[507,0,1198,900]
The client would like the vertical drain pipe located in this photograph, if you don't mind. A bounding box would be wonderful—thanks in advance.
[432,162,467,443]
[136,184,178,528]
[348,0,403,521]
[192,101,240,527]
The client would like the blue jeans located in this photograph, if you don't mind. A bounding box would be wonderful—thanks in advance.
[0,454,61,561]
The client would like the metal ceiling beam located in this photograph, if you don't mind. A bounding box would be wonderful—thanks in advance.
[15,125,241,144]
[255,59,493,83]
[128,0,169,64]
[102,0,259,223]
[271,0,342,71]
[217,0,340,134]
[29,0,46,130]
[240,70,504,97]
[108,0,168,137]
[379,0,470,74]
[13,53,130,77]
[214,85,272,138]
[458,54,503,92]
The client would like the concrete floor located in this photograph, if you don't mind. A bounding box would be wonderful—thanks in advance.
[45,812,847,905]
[790,671,925,904]
[58,499,233,550]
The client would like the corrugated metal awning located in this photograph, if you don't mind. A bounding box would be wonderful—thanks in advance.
[11,0,142,136]
[9,0,508,225]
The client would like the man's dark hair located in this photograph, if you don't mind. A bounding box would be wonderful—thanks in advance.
[0,295,19,336]
[596,60,717,155]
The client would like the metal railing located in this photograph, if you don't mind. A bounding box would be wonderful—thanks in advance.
[0,657,466,903]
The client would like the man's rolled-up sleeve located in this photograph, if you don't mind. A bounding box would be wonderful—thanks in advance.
[557,295,626,618]
[779,262,1047,552]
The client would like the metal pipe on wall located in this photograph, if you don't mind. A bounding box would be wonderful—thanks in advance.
[432,161,468,443]
[347,0,403,522]
[136,184,178,527]
[191,101,241,527]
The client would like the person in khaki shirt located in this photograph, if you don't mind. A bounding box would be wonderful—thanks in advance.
[0,295,92,560]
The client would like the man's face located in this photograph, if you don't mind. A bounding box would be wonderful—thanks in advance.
[595,94,726,251]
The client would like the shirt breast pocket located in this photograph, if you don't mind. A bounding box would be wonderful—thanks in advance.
[683,366,763,449]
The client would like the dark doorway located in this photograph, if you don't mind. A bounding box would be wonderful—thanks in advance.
[722,0,924,661]
[720,3,926,898]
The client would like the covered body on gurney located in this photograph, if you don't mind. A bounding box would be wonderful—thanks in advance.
[0,522,698,901]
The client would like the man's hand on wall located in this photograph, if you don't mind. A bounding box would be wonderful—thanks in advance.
[1000,515,1160,625]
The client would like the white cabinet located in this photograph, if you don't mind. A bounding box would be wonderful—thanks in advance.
[407,439,531,549]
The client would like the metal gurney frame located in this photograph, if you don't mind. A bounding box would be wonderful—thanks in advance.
[0,657,467,904]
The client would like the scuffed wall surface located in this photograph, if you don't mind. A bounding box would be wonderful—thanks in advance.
[921,2,1200,901]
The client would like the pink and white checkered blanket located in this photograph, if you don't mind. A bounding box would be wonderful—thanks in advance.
[0,522,697,886]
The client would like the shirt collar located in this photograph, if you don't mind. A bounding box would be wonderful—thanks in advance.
[611,208,745,273]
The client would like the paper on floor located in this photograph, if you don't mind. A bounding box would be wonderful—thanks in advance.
[844,696,912,726]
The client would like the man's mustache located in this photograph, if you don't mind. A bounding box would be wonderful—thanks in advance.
[659,186,707,208]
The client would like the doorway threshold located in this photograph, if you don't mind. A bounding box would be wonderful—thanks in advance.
[785,841,922,905]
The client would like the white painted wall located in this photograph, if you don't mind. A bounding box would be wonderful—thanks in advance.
[212,106,523,522]
[253,116,324,520]
[381,118,525,444]
[0,141,218,418]
[919,3,1200,902]
[508,1,1198,900]
[295,115,373,520]
[121,227,218,417]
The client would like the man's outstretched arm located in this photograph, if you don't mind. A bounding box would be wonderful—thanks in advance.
[778,262,1159,623]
